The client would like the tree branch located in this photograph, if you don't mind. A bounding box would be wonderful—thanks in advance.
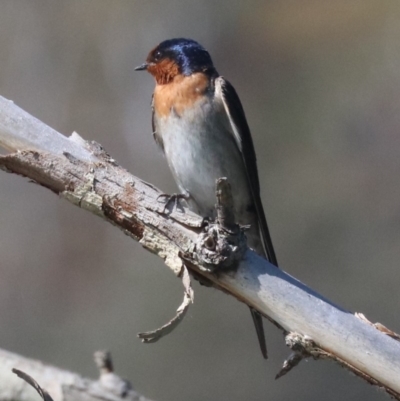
[1,95,400,399]
[0,348,152,401]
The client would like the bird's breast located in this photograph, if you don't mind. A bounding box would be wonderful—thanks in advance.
[153,80,252,219]
[153,72,210,118]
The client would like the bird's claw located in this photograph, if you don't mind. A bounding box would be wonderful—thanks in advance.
[157,193,189,214]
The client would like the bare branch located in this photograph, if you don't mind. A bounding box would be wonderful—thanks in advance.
[1,95,400,399]
[0,348,152,401]
[0,97,96,161]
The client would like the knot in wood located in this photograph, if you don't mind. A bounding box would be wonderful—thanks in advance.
[195,222,247,272]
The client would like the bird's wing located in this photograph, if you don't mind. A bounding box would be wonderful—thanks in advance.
[151,94,164,151]
[215,76,278,266]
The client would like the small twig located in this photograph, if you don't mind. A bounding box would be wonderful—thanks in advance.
[137,265,194,343]
[93,351,133,397]
[194,177,247,270]
[12,369,54,401]
[356,312,400,341]
[94,350,114,374]
[216,177,236,232]
[275,353,303,380]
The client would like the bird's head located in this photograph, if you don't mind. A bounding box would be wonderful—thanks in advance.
[135,38,216,84]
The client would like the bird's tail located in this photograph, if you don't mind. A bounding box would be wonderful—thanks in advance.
[245,209,278,359]
[250,307,268,359]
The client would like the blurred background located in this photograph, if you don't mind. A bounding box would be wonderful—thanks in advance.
[1,1,400,400]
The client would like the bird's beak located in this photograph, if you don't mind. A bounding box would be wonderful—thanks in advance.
[134,63,148,71]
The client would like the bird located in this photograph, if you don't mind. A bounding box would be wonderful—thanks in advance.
[135,38,278,359]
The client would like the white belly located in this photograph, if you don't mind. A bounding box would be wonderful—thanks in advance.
[154,97,252,219]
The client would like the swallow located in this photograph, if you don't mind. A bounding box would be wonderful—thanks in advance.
[135,38,278,359]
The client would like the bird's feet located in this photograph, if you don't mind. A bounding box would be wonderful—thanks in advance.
[157,193,189,214]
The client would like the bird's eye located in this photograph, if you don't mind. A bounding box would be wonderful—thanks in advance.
[154,50,162,61]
